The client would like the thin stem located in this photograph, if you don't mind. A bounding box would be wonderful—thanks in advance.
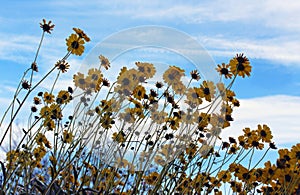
[30,31,45,85]
[50,70,61,94]
[250,147,270,170]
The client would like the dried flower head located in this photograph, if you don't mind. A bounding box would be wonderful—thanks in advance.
[63,130,74,143]
[55,60,70,73]
[22,80,31,90]
[66,34,85,56]
[190,70,201,81]
[73,27,90,42]
[163,66,185,86]
[39,19,55,34]
[99,55,110,70]
[216,63,232,79]
[155,82,163,88]
[102,78,110,87]
[229,53,252,77]
[135,62,156,79]
[31,62,38,72]
[33,97,41,105]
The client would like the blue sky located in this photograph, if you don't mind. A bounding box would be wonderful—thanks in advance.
[1,0,300,150]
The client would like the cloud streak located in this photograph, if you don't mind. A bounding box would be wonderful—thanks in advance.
[198,35,300,65]
[1,0,300,67]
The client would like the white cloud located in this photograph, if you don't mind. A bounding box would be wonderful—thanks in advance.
[2,0,300,67]
[220,95,300,147]
[0,34,39,63]
[197,35,300,65]
[89,0,300,31]
[37,0,300,32]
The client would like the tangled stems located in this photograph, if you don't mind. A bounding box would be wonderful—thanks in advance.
[0,68,30,128]
[0,66,57,147]
[1,29,45,130]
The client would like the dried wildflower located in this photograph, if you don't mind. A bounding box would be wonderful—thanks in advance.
[57,90,71,104]
[63,130,74,143]
[49,104,62,120]
[99,55,110,70]
[257,124,273,143]
[269,142,277,150]
[43,92,55,104]
[73,27,90,42]
[135,62,156,79]
[155,82,163,88]
[22,80,31,90]
[228,144,239,154]
[216,63,232,79]
[102,78,110,87]
[55,60,70,73]
[226,114,233,122]
[31,62,38,72]
[112,131,126,143]
[117,69,135,91]
[163,66,185,86]
[40,19,55,34]
[185,87,202,106]
[66,34,85,56]
[144,172,160,185]
[166,116,180,130]
[217,170,232,183]
[232,98,240,107]
[73,72,86,89]
[166,94,174,104]
[229,53,252,77]
[190,70,201,81]
[199,81,216,102]
[68,86,73,93]
[33,146,46,160]
[172,81,186,95]
[35,133,47,146]
[31,106,37,112]
[164,133,174,140]
[100,113,115,129]
[229,137,237,144]
[33,97,41,105]
[133,85,146,100]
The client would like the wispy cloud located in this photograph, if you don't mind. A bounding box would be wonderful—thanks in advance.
[89,0,300,31]
[0,34,39,63]
[197,35,300,65]
[0,32,69,67]
[1,0,300,67]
